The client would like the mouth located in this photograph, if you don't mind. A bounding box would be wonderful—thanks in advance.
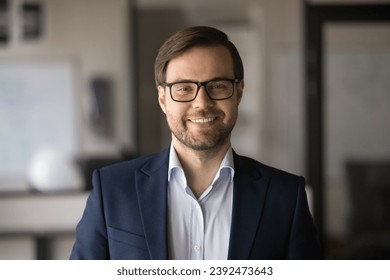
[189,117,217,124]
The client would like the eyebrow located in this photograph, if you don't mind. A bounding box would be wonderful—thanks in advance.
[167,76,235,83]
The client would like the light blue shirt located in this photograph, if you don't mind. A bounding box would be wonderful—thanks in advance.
[167,144,234,259]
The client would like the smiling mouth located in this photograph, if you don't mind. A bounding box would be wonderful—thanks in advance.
[190,117,216,123]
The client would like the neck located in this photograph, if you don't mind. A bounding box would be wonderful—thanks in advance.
[172,137,231,198]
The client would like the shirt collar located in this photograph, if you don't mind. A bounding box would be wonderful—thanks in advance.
[168,143,235,183]
[168,143,183,182]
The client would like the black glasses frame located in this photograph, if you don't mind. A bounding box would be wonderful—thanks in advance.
[162,79,241,102]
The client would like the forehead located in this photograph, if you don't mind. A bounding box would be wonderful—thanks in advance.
[165,45,234,82]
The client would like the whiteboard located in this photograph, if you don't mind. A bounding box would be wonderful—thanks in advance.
[0,59,79,190]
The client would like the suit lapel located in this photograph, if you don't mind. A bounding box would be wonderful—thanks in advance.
[228,153,270,259]
[135,149,170,260]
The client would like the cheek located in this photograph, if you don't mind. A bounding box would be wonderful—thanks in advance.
[165,104,186,124]
[221,103,239,120]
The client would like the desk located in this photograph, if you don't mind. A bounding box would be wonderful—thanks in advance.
[0,192,89,259]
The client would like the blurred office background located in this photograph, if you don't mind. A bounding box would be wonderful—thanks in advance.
[0,0,389,259]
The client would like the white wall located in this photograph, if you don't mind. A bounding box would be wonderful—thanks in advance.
[259,0,305,175]
[1,0,134,158]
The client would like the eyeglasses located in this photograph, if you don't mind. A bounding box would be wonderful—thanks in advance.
[162,79,240,102]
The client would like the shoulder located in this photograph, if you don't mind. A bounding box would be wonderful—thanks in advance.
[234,153,304,184]
[97,148,169,179]
[233,153,306,205]
[234,153,310,217]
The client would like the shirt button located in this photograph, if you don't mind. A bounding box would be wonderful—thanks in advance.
[193,245,200,252]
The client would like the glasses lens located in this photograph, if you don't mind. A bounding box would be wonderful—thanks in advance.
[206,80,234,100]
[171,83,197,101]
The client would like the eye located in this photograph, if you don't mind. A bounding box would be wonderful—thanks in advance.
[176,86,192,92]
[209,81,230,90]
[173,83,196,94]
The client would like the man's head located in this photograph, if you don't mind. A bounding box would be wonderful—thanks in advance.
[155,26,244,152]
[155,26,244,86]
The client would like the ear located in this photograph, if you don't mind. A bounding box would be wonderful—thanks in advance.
[236,80,244,105]
[157,85,167,114]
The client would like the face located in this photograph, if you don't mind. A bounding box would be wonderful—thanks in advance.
[158,45,243,151]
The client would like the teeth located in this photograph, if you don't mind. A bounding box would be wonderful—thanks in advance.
[191,117,215,123]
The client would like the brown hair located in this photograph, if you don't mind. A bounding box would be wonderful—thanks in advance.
[154,26,244,86]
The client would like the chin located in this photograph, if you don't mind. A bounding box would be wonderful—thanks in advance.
[181,135,229,151]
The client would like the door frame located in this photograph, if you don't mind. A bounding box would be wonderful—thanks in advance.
[304,2,390,252]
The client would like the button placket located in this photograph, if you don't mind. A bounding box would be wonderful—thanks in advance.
[190,200,204,259]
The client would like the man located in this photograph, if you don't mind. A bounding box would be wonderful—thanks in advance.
[70,26,321,260]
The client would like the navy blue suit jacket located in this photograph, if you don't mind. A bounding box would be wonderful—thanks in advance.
[70,148,321,259]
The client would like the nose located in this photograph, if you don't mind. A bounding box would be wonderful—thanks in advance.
[192,86,213,108]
